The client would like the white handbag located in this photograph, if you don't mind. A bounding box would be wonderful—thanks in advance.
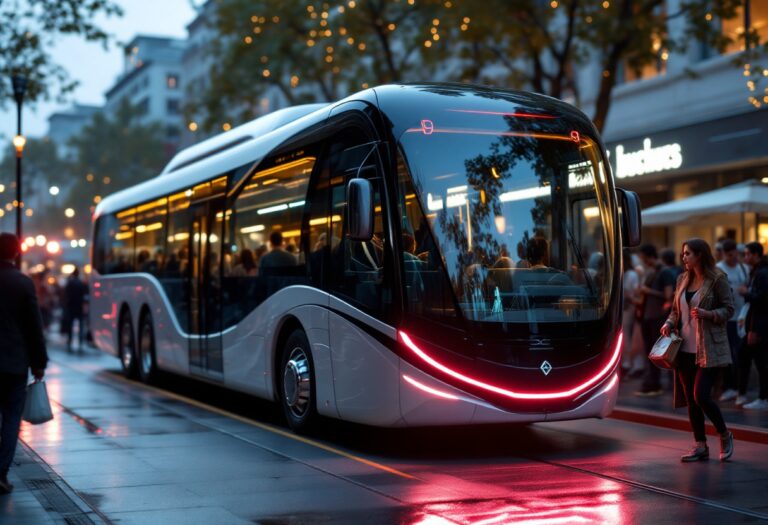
[737,303,750,339]
[22,380,54,425]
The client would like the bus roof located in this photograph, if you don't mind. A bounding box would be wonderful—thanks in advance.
[94,103,331,218]
[159,104,328,176]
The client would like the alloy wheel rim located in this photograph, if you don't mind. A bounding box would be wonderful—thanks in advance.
[140,323,153,376]
[121,322,133,370]
[283,346,311,418]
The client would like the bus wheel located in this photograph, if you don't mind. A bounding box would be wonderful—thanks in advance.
[138,311,158,384]
[119,311,138,379]
[280,330,317,432]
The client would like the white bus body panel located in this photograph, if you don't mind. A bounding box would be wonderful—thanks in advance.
[91,274,618,427]
[91,274,190,375]
[328,297,402,426]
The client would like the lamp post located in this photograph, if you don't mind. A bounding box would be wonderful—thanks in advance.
[11,75,28,268]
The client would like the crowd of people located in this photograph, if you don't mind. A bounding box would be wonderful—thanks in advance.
[622,238,768,412]
[28,265,91,353]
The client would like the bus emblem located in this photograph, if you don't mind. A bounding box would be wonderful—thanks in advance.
[540,361,553,376]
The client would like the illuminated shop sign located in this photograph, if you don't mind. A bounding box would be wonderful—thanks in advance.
[614,138,683,179]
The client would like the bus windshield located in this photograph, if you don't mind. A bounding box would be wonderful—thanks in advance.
[398,115,616,324]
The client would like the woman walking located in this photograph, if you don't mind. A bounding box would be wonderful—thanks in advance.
[660,238,734,462]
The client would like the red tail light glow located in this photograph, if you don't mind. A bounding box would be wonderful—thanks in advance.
[399,331,622,400]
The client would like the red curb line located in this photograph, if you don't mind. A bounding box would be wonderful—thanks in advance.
[610,406,768,445]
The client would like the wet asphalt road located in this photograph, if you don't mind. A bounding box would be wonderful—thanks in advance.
[4,344,768,525]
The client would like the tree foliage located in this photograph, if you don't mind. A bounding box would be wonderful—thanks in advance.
[194,0,755,133]
[192,0,451,130]
[0,0,122,108]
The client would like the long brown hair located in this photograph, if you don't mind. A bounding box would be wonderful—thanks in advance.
[682,238,720,281]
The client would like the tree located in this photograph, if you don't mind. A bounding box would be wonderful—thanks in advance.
[191,0,451,131]
[63,101,167,235]
[447,0,746,132]
[0,0,122,107]
[194,0,752,134]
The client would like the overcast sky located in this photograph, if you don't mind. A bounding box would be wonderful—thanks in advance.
[0,0,198,141]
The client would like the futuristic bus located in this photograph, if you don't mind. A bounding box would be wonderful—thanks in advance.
[90,84,642,431]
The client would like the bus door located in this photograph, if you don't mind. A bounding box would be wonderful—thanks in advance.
[188,196,225,378]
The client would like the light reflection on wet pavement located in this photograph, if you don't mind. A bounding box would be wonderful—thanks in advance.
[14,346,768,525]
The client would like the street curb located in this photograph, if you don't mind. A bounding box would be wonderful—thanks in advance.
[610,406,768,445]
[17,439,113,525]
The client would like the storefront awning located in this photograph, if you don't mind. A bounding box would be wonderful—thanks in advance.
[641,180,768,226]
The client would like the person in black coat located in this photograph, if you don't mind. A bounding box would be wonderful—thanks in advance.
[63,267,88,352]
[0,233,48,494]
[736,242,768,409]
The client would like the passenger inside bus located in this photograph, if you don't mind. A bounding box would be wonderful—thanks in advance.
[259,231,298,271]
[231,248,258,277]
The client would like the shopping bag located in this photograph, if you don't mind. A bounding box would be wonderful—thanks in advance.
[649,334,682,370]
[737,303,750,339]
[22,380,54,425]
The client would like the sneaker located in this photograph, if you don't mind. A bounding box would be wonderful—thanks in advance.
[681,443,709,462]
[719,431,734,461]
[735,395,749,406]
[0,475,13,495]
[635,388,663,397]
[743,398,768,410]
[719,389,738,402]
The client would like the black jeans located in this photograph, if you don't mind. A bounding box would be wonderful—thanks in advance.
[722,321,741,391]
[66,313,84,350]
[738,343,768,399]
[641,317,665,390]
[0,373,27,477]
[676,352,728,442]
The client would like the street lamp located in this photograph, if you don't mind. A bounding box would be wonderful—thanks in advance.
[11,74,28,268]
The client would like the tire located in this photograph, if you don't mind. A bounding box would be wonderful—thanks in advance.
[119,311,138,378]
[279,329,318,432]
[137,311,158,384]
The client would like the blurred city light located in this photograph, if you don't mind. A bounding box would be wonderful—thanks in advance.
[0,184,4,192]
[65,208,76,218]
[35,235,47,246]
[61,264,76,275]
[24,236,34,246]
[70,240,78,248]
[78,239,87,247]
[49,186,60,195]
[46,241,61,254]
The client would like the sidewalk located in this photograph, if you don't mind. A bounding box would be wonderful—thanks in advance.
[613,370,768,443]
[1,441,107,525]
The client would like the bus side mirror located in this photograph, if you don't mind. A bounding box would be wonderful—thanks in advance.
[617,188,642,247]
[347,177,374,241]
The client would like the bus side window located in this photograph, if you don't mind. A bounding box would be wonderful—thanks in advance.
[327,141,391,319]
[221,152,315,328]
[93,214,119,275]
[114,208,136,273]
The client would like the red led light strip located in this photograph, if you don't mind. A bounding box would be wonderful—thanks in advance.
[404,127,577,142]
[399,330,622,400]
[402,374,460,400]
[447,109,557,119]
